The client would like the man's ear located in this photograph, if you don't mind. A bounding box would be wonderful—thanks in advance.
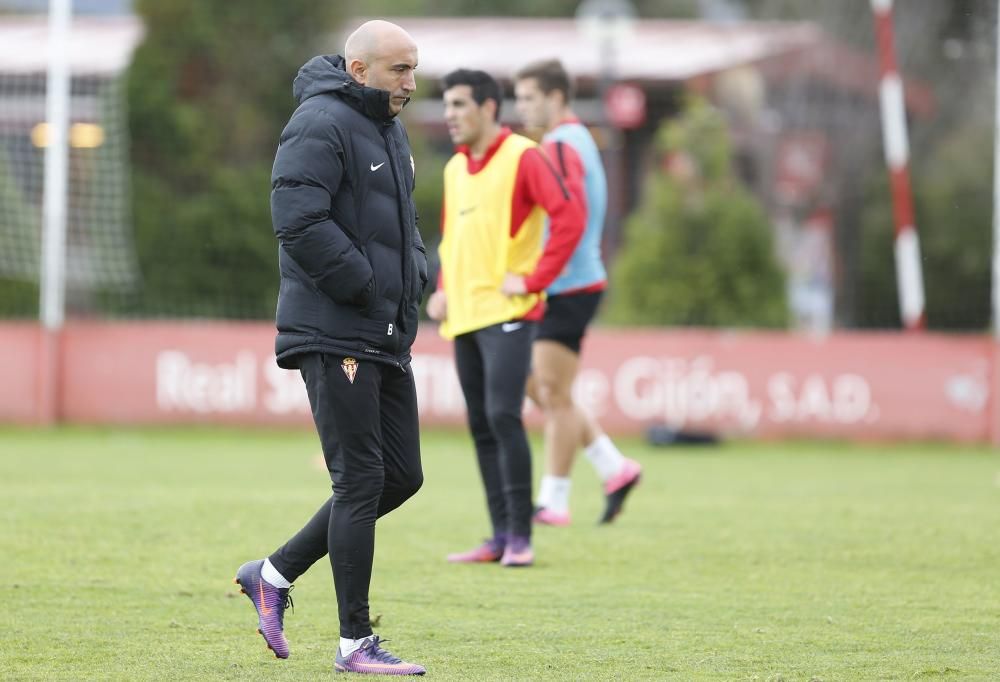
[348,58,367,85]
[484,98,498,121]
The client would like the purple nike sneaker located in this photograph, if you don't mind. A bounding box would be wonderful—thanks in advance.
[500,535,534,567]
[233,559,293,659]
[335,635,426,676]
[446,536,505,563]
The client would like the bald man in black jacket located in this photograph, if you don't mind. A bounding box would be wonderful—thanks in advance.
[233,20,427,676]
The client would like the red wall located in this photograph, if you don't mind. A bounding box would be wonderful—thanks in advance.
[1,321,995,443]
[0,323,43,424]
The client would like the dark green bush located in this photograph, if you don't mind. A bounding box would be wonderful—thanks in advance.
[125,0,339,318]
[605,97,787,328]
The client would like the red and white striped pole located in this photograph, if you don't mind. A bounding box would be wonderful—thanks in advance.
[871,0,925,330]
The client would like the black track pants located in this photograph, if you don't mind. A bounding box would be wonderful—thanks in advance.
[453,321,536,540]
[268,353,423,639]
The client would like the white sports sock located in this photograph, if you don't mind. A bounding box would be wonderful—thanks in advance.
[261,558,292,589]
[536,475,554,508]
[584,435,627,482]
[340,635,373,657]
[537,475,571,514]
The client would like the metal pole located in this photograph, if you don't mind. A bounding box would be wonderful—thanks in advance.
[871,0,926,330]
[40,0,72,330]
[993,0,1000,340]
[600,35,621,257]
[37,0,71,425]
[991,0,1000,446]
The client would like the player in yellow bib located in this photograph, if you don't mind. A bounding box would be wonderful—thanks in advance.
[427,69,584,567]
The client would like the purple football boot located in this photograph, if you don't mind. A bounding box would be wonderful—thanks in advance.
[446,536,505,563]
[500,535,534,567]
[233,559,293,659]
[335,635,426,676]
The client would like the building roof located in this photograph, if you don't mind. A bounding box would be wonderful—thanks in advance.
[352,17,821,83]
[0,15,143,76]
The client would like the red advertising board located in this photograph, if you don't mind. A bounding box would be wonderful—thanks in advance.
[0,323,43,424]
[0,322,995,443]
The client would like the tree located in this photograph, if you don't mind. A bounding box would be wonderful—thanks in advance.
[605,97,787,327]
[126,1,340,317]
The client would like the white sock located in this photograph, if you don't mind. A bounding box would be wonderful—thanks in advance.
[261,558,291,589]
[537,475,571,514]
[584,435,626,482]
[340,635,373,656]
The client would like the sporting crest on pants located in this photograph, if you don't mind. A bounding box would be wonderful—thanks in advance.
[341,357,358,384]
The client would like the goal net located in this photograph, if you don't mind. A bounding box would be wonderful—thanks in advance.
[0,15,141,318]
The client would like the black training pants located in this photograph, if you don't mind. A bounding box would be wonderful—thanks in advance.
[268,352,423,640]
[453,321,536,540]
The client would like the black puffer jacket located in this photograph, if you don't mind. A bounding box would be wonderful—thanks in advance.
[270,55,427,369]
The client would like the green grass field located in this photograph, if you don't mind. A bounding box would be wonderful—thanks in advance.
[2,427,999,680]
